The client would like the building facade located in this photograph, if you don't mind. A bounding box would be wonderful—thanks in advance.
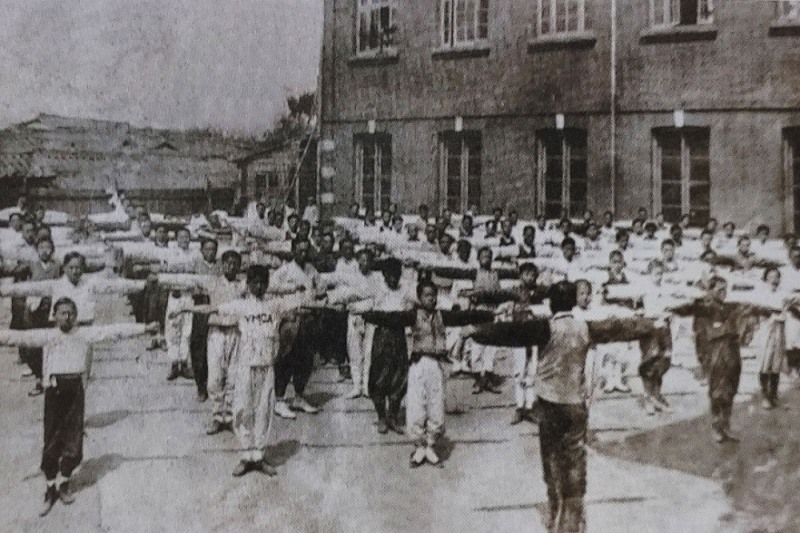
[319,0,800,230]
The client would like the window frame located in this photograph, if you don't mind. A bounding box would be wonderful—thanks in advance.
[354,133,393,213]
[783,128,800,232]
[439,0,489,49]
[535,128,588,220]
[438,131,482,214]
[652,127,711,227]
[355,0,398,56]
[536,0,588,37]
[648,0,713,28]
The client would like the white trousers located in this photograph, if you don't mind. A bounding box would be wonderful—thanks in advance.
[512,348,537,409]
[207,327,240,423]
[347,314,374,394]
[407,357,445,447]
[470,341,496,374]
[166,293,193,363]
[233,365,275,462]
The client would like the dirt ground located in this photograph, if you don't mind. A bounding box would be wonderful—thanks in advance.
[0,294,789,532]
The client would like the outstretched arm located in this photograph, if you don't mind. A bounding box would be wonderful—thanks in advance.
[587,317,658,344]
[82,322,159,344]
[90,278,147,295]
[464,317,551,348]
[361,310,416,328]
[0,328,56,348]
[0,279,56,298]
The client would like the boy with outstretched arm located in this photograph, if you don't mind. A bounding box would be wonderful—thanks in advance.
[0,297,158,516]
[361,280,493,468]
[461,280,662,533]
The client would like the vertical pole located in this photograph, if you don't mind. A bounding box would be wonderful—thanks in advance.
[610,0,618,215]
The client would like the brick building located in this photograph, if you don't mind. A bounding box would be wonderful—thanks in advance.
[319,0,800,230]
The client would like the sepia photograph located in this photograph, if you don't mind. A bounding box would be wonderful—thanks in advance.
[0,0,799,531]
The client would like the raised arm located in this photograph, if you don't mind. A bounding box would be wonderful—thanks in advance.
[587,316,658,344]
[156,274,217,292]
[466,317,552,348]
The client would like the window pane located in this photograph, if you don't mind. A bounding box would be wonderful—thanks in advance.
[540,0,551,34]
[467,137,482,211]
[567,0,580,32]
[663,206,682,224]
[556,0,567,32]
[662,182,682,206]
[689,182,709,208]
[478,0,489,38]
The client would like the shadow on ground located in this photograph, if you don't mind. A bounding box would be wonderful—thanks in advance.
[593,386,800,532]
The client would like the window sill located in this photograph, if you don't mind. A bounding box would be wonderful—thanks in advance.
[349,49,400,67]
[769,20,800,37]
[431,44,491,60]
[527,31,597,52]
[640,24,717,44]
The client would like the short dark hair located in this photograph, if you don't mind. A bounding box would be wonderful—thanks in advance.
[220,250,242,264]
[246,265,269,284]
[615,229,628,241]
[518,262,539,276]
[176,226,191,236]
[757,224,770,234]
[763,266,780,282]
[561,237,576,248]
[200,237,218,249]
[523,225,535,234]
[380,257,402,279]
[708,275,727,290]
[549,280,577,314]
[63,251,86,266]
[53,297,77,314]
[291,238,310,251]
[35,237,54,249]
[416,279,437,299]
[661,239,675,248]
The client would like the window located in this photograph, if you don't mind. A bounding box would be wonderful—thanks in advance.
[536,0,588,36]
[784,128,800,231]
[649,0,713,27]
[439,132,481,213]
[357,0,397,54]
[652,128,710,226]
[536,129,588,219]
[778,1,800,20]
[355,134,392,212]
[440,0,489,48]
[267,171,279,190]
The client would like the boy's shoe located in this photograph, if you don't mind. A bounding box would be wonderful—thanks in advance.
[376,419,389,434]
[257,460,278,477]
[28,381,44,397]
[232,460,252,477]
[21,368,33,378]
[58,481,75,505]
[180,362,194,380]
[291,397,320,414]
[409,447,426,468]
[197,390,209,403]
[274,401,297,420]
[166,362,180,381]
[206,420,224,435]
[387,418,405,435]
[510,408,526,426]
[424,446,440,466]
[40,486,58,517]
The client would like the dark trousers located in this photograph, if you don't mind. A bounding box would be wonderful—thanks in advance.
[42,376,85,480]
[639,327,672,396]
[538,399,588,502]
[190,295,210,393]
[708,341,741,433]
[275,314,316,398]
[787,349,800,371]
[759,373,780,405]
[369,328,408,421]
[318,310,348,366]
[144,281,170,332]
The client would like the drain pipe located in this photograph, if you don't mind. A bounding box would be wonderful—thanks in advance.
[610,0,618,215]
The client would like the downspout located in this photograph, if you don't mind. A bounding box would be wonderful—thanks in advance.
[610,0,617,215]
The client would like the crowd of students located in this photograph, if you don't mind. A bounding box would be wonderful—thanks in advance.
[1,192,798,532]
